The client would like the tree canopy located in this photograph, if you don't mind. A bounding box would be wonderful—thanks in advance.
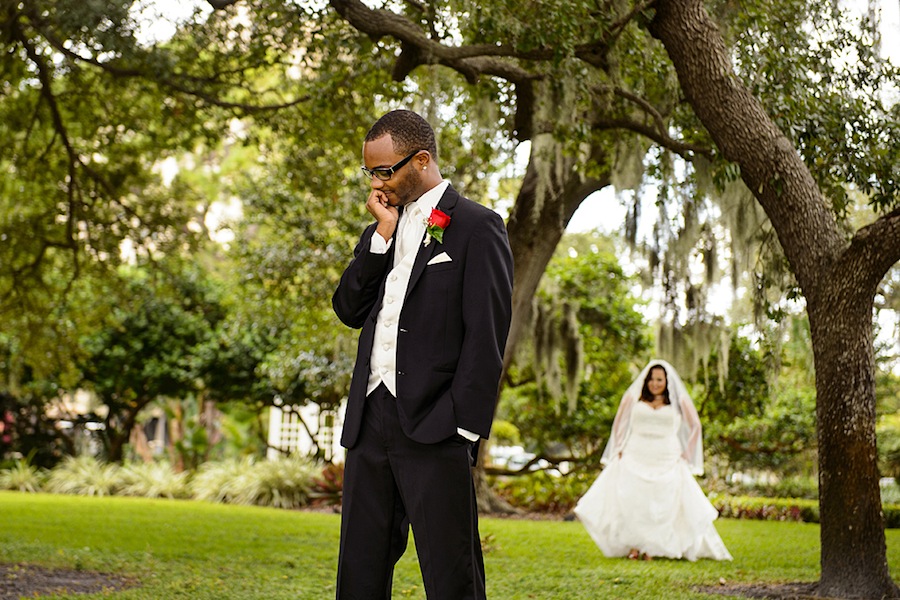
[3,0,900,595]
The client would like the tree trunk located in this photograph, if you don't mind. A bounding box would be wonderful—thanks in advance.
[809,288,895,598]
[105,402,145,463]
[474,442,519,514]
[651,1,900,596]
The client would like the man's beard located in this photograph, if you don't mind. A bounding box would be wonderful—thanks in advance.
[391,166,423,207]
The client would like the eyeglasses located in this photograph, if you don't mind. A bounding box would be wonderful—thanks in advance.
[361,150,421,181]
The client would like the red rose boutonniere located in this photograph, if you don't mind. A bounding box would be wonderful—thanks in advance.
[423,208,451,246]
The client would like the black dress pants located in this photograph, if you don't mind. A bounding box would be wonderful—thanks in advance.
[335,384,486,599]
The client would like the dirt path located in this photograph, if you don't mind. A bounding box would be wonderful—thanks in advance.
[0,563,133,599]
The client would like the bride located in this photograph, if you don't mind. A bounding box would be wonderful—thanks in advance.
[574,359,732,561]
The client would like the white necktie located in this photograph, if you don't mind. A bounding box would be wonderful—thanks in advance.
[396,204,422,260]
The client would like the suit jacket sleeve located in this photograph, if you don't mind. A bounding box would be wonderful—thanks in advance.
[450,211,513,437]
[332,224,392,329]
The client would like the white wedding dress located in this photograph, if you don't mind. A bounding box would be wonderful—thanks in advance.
[574,401,732,561]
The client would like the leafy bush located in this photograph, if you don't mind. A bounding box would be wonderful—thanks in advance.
[118,461,191,499]
[489,420,521,447]
[309,462,344,506]
[190,457,256,504]
[0,458,46,492]
[877,414,900,479]
[881,480,900,505]
[721,474,819,500]
[492,471,594,514]
[190,455,318,509]
[713,495,819,524]
[884,504,900,529]
[230,456,316,509]
[712,495,900,529]
[44,456,122,497]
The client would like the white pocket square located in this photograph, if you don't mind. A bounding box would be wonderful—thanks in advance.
[427,252,452,265]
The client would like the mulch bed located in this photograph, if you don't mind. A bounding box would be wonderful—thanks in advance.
[0,563,133,600]
[696,582,822,599]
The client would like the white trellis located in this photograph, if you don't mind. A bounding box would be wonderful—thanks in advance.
[267,399,345,462]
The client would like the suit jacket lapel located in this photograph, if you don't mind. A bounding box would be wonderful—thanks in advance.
[404,185,459,301]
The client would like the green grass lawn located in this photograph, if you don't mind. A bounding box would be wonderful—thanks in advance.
[2,491,900,599]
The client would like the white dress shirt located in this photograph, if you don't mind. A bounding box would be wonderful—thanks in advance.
[365,181,478,442]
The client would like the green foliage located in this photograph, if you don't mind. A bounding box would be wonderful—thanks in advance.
[878,413,900,480]
[502,233,651,465]
[227,457,317,510]
[0,458,46,493]
[713,493,900,530]
[489,420,522,447]
[708,385,817,473]
[693,334,770,424]
[117,461,191,500]
[44,456,121,497]
[190,457,256,504]
[77,265,226,461]
[698,320,819,475]
[0,388,72,469]
[492,471,594,514]
[732,475,819,501]
[189,456,317,509]
[714,494,819,525]
[724,0,900,213]
[7,454,330,509]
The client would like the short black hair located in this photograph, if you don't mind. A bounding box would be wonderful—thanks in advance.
[365,109,438,160]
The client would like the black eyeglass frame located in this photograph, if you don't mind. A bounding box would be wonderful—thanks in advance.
[361,150,422,181]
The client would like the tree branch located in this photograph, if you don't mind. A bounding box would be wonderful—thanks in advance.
[14,21,81,274]
[206,0,240,9]
[593,116,712,160]
[845,206,900,289]
[35,24,311,113]
[604,0,657,48]
[329,0,544,84]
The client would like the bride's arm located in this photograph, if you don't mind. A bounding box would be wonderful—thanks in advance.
[679,396,704,474]
[610,394,636,457]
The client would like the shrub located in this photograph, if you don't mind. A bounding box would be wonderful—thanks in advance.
[881,480,900,505]
[0,458,46,492]
[190,457,254,504]
[309,462,344,506]
[118,461,191,499]
[190,455,319,509]
[230,456,317,509]
[713,495,819,523]
[884,504,900,529]
[44,456,122,497]
[492,471,594,514]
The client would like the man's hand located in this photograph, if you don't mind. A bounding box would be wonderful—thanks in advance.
[367,190,399,242]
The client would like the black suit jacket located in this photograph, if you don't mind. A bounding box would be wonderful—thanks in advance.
[333,185,514,448]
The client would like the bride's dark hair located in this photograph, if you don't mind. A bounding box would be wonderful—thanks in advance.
[640,365,671,405]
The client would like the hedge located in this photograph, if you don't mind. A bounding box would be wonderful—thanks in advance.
[713,494,900,528]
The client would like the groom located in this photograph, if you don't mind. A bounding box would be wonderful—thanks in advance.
[332,109,513,599]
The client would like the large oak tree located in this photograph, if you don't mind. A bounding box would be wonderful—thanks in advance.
[651,2,900,596]
[4,0,900,596]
